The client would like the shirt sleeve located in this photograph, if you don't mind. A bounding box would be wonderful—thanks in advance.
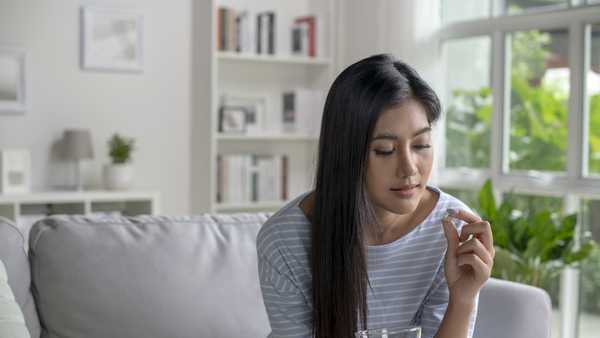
[417,264,479,338]
[258,254,313,338]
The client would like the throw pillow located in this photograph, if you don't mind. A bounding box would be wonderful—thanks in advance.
[0,259,30,338]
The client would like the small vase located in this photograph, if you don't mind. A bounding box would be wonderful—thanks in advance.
[103,163,133,190]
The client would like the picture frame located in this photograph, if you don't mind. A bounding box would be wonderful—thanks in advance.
[0,47,27,114]
[219,106,248,133]
[0,149,31,194]
[220,94,267,135]
[80,6,144,72]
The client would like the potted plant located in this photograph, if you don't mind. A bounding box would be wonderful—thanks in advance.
[476,179,597,288]
[103,133,135,190]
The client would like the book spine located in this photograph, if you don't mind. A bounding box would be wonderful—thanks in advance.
[219,8,227,51]
[242,155,251,203]
[228,9,236,52]
[235,14,242,52]
[282,92,296,133]
[217,155,223,203]
[267,12,275,55]
[291,25,302,55]
[281,155,288,201]
[222,156,229,203]
[256,13,262,54]
[295,16,315,57]
[251,155,258,202]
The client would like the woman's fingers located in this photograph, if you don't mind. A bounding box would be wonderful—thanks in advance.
[458,221,494,254]
[442,216,459,259]
[447,208,481,223]
[457,237,493,266]
[457,253,491,280]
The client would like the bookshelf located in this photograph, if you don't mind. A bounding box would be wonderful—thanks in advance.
[218,51,332,65]
[191,0,340,213]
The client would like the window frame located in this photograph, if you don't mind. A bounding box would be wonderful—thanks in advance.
[437,5,600,197]
[436,3,600,338]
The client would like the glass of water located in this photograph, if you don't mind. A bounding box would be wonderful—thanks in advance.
[355,326,421,338]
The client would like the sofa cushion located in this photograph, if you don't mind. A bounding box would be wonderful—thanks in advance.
[0,259,31,338]
[0,217,41,338]
[29,214,271,338]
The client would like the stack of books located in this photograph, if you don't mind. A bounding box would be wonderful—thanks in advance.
[217,154,289,204]
[217,7,276,55]
[217,7,322,57]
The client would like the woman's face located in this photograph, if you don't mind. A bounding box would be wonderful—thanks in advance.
[366,99,434,217]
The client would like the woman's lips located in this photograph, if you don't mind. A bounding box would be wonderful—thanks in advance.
[390,184,419,198]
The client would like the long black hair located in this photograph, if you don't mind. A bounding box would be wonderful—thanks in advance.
[311,54,441,337]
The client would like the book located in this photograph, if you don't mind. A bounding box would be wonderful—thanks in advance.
[294,16,316,57]
[218,7,249,53]
[218,7,227,51]
[256,11,276,55]
[282,88,325,136]
[235,11,251,53]
[217,154,289,204]
[227,8,237,52]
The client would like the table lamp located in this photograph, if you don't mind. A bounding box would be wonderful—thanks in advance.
[63,129,94,191]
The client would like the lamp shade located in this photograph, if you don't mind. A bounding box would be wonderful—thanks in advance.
[63,129,94,160]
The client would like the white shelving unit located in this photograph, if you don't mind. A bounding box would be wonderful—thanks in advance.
[216,133,318,142]
[0,191,160,221]
[191,0,340,213]
[218,51,332,65]
[0,191,160,243]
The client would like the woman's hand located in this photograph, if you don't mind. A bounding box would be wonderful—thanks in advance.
[441,208,495,305]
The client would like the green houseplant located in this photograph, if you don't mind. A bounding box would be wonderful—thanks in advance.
[108,133,135,164]
[477,179,597,288]
[103,133,136,190]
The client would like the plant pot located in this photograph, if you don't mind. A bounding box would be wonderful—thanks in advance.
[103,163,133,190]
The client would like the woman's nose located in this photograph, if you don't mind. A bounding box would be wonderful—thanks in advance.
[396,146,418,178]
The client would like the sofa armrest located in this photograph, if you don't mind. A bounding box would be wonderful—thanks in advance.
[474,278,552,338]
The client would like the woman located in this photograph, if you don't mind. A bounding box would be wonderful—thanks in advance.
[256,54,495,338]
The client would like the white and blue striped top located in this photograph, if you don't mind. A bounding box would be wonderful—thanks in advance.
[256,186,478,338]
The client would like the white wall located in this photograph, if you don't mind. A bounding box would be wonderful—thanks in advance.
[0,0,192,214]
[341,0,444,184]
[341,0,441,75]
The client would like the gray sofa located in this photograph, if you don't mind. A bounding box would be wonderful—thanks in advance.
[0,214,552,338]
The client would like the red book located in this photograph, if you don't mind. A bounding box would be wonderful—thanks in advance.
[294,16,315,57]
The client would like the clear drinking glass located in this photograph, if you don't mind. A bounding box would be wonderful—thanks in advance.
[355,326,421,338]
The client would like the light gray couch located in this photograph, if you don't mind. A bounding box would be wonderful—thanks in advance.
[0,215,552,338]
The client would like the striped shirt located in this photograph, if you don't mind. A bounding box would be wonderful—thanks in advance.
[256,186,479,338]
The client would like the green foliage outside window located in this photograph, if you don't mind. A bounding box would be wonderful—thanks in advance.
[445,31,600,173]
[477,180,598,306]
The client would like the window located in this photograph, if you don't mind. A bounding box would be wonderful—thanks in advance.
[444,36,492,169]
[506,0,568,14]
[579,199,600,338]
[442,0,490,24]
[439,2,600,338]
[508,29,569,173]
[443,188,480,209]
[588,24,600,176]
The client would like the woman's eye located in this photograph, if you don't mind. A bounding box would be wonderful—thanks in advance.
[413,144,432,150]
[374,149,394,156]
